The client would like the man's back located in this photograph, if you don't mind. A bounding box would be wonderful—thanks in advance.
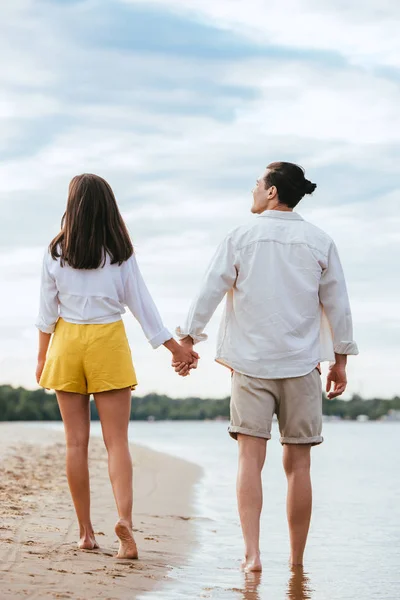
[223,210,331,377]
[178,210,357,379]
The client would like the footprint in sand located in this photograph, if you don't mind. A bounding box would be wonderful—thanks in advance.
[56,569,72,574]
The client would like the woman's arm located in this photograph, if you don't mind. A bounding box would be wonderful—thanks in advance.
[35,251,59,385]
[35,251,59,334]
[123,254,172,347]
[123,255,198,366]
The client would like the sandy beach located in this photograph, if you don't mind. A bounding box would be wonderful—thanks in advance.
[0,423,202,600]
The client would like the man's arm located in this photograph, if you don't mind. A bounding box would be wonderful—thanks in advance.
[174,234,238,373]
[319,241,358,399]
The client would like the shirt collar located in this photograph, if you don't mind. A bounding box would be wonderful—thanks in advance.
[257,210,303,221]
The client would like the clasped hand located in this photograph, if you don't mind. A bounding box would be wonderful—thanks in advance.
[171,337,199,377]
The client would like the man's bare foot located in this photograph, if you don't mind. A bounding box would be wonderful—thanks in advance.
[78,533,99,550]
[290,559,304,567]
[241,553,262,572]
[115,519,138,559]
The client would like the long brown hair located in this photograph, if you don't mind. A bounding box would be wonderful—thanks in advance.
[50,174,134,269]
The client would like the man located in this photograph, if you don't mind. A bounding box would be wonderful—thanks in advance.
[174,161,358,571]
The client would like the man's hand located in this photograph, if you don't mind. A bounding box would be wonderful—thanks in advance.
[326,354,347,399]
[172,337,198,377]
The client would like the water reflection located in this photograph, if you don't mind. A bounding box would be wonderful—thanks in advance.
[240,572,262,600]
[287,567,313,600]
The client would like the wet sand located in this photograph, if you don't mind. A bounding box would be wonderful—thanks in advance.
[0,423,202,599]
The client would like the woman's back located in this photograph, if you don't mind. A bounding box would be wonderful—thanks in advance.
[39,250,134,325]
[37,249,171,348]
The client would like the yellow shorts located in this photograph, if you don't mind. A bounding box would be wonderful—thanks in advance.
[39,318,137,395]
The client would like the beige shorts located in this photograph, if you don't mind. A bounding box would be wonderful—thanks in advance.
[229,369,323,445]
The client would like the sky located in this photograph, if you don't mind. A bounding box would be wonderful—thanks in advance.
[0,0,399,399]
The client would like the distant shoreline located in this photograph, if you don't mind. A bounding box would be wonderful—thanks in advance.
[1,384,399,422]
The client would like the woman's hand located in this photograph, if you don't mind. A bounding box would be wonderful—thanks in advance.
[36,331,51,384]
[164,337,199,377]
[171,346,199,377]
[36,358,46,384]
[172,359,198,377]
[171,337,199,377]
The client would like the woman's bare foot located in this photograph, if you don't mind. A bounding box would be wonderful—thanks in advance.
[241,553,262,572]
[115,519,138,559]
[78,533,99,550]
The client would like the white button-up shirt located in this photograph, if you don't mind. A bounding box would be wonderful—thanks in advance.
[177,210,358,379]
[36,251,172,349]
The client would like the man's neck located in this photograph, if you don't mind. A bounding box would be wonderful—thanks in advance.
[261,205,293,213]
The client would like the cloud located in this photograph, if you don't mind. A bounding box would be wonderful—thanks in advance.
[0,0,399,398]
[122,0,400,68]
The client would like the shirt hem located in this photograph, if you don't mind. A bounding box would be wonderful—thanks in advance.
[215,356,321,380]
[59,315,123,326]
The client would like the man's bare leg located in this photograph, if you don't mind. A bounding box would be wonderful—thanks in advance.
[237,434,267,572]
[283,444,312,566]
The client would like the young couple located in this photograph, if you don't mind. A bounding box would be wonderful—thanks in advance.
[36,163,358,570]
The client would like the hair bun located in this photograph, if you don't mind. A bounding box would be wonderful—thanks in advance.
[304,179,317,195]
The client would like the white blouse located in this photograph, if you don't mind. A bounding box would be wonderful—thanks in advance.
[177,210,359,379]
[36,251,172,349]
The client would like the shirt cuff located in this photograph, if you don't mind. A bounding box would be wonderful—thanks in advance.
[334,341,359,355]
[35,318,56,334]
[175,326,208,345]
[148,327,172,349]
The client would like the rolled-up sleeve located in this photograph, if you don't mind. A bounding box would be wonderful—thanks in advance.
[35,251,59,334]
[123,254,172,349]
[319,242,359,356]
[176,234,238,344]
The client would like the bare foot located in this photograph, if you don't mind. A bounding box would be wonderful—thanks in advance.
[115,519,138,559]
[78,534,99,550]
[291,559,304,567]
[241,554,262,572]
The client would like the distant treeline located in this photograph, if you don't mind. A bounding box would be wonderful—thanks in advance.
[0,385,399,422]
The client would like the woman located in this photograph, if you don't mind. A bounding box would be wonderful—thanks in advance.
[36,173,198,558]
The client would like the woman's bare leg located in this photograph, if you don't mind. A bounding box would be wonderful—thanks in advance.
[94,387,137,559]
[56,391,98,550]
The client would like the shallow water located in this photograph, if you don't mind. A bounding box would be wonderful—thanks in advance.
[52,420,400,599]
